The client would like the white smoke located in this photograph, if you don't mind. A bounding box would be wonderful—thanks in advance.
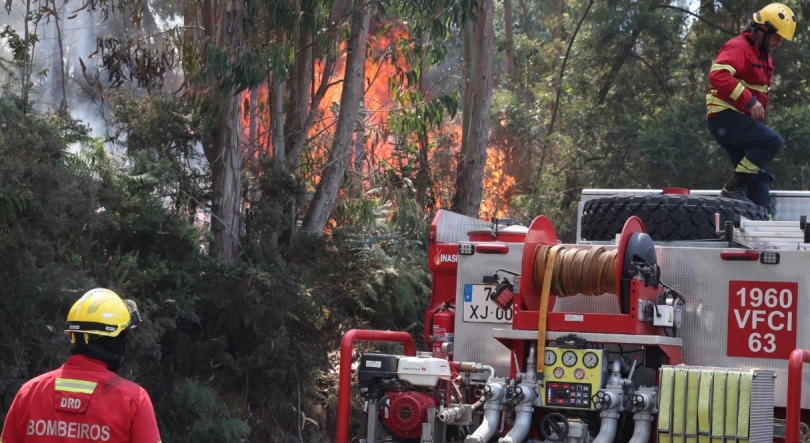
[2,0,183,154]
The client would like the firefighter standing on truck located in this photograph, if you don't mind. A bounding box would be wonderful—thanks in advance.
[706,3,796,213]
[0,288,162,443]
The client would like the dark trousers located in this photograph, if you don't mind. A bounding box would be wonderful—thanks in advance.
[706,110,783,211]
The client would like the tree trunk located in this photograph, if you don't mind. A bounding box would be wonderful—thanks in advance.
[300,0,371,234]
[597,28,640,105]
[353,101,366,172]
[208,101,243,261]
[283,4,313,171]
[271,79,285,159]
[353,55,367,175]
[248,87,260,171]
[548,0,593,136]
[459,21,475,158]
[202,0,245,262]
[21,0,34,114]
[451,0,494,218]
[415,32,431,208]
[504,0,514,90]
[48,15,62,107]
[284,0,344,172]
[549,0,564,114]
[271,30,285,160]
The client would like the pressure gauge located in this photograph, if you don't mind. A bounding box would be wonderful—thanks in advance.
[553,367,565,378]
[562,350,578,367]
[574,368,586,380]
[583,351,599,369]
[544,350,557,366]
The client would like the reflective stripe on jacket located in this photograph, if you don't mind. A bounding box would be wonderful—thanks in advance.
[706,32,773,118]
[0,355,161,443]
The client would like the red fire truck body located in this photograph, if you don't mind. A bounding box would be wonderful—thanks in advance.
[337,189,810,443]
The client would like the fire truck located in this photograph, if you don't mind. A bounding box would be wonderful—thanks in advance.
[335,189,810,443]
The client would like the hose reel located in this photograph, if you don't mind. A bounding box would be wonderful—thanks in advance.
[532,231,659,314]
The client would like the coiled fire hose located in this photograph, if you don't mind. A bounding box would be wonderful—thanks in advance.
[534,245,618,376]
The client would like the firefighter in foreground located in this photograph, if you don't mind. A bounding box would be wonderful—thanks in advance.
[706,2,796,213]
[0,288,162,443]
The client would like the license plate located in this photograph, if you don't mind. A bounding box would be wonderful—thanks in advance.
[463,284,513,323]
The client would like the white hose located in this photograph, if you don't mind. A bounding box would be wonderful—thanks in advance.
[592,390,622,443]
[497,385,538,443]
[481,365,495,383]
[628,391,656,443]
[592,413,620,443]
[628,418,652,443]
[465,383,506,443]
[497,404,534,443]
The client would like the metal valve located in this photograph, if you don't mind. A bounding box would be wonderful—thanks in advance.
[478,384,492,402]
[505,385,524,404]
[592,391,612,410]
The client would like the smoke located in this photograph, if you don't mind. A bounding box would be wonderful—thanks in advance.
[0,0,105,151]
[2,0,183,154]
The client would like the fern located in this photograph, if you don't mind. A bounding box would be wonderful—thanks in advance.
[175,305,201,326]
[0,186,42,224]
[170,379,250,443]
[128,173,160,185]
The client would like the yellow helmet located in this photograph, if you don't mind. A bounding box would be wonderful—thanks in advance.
[64,288,141,339]
[754,3,797,41]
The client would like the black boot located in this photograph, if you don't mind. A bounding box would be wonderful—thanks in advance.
[721,172,754,203]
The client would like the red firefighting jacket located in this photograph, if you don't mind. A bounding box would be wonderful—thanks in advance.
[706,31,774,119]
[0,355,161,443]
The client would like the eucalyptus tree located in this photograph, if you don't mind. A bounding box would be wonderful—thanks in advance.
[14,0,267,262]
[1,0,40,113]
[299,0,372,233]
[181,0,249,262]
[449,0,494,218]
[267,0,473,236]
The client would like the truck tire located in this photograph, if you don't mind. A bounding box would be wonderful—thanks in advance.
[581,194,768,241]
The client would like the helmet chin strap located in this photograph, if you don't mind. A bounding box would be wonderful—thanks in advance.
[71,332,129,373]
[84,343,126,372]
[756,24,778,58]
[745,20,777,59]
[759,31,774,57]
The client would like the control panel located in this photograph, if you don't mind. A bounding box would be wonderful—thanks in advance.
[542,347,605,409]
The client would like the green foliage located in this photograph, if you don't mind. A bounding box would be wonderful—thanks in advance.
[317,223,431,341]
[0,186,42,224]
[505,0,810,238]
[97,36,177,92]
[0,26,36,64]
[181,36,277,135]
[0,95,101,400]
[766,104,810,190]
[107,93,207,216]
[395,0,478,45]
[243,158,308,257]
[165,379,250,443]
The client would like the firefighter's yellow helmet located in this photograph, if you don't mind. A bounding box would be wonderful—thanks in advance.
[754,3,796,41]
[64,288,140,339]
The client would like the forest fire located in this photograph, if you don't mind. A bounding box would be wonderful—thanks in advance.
[239,21,511,221]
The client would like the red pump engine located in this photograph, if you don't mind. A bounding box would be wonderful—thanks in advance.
[358,353,453,441]
[381,390,440,439]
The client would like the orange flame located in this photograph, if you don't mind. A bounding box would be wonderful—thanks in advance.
[242,20,509,220]
[240,83,271,171]
[481,147,516,219]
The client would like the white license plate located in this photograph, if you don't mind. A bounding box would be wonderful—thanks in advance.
[463,284,513,323]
